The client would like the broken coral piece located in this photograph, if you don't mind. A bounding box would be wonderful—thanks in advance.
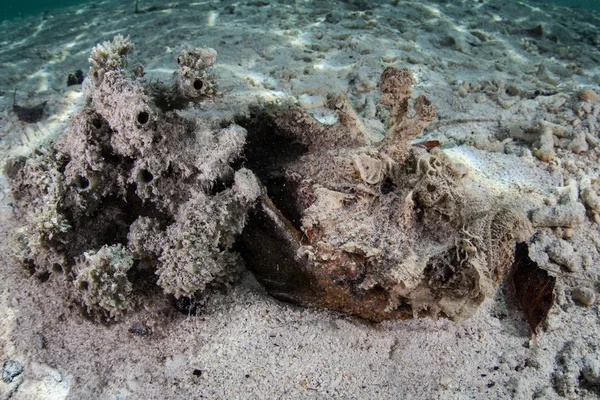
[531,203,586,228]
[5,36,259,321]
[531,180,586,228]
[580,177,600,215]
[578,88,599,102]
[532,120,573,162]
[240,67,533,322]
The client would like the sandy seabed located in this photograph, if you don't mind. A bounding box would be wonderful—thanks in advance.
[1,0,600,398]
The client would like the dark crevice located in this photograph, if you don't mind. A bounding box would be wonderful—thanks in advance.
[380,177,395,194]
[91,117,104,130]
[22,259,36,276]
[579,372,600,396]
[148,82,188,112]
[127,260,159,295]
[424,258,455,288]
[174,295,202,316]
[51,263,63,274]
[235,107,308,229]
[137,169,154,184]
[37,269,51,283]
[210,174,235,195]
[61,186,170,260]
[75,175,90,190]
[238,203,315,303]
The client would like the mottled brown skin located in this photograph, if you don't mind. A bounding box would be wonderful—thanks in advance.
[241,195,412,322]
[239,67,529,322]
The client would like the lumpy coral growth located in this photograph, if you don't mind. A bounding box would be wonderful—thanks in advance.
[5,36,259,321]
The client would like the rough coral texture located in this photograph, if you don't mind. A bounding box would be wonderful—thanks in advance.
[5,36,259,321]
[74,244,134,319]
[531,180,586,228]
[176,46,218,100]
[240,67,532,321]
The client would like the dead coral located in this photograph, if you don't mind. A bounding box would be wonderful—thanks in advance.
[176,46,218,100]
[88,34,134,84]
[531,180,586,228]
[578,88,599,102]
[156,169,260,298]
[148,46,220,112]
[74,244,134,320]
[5,155,70,277]
[412,148,463,222]
[3,44,535,324]
[532,120,574,162]
[6,36,259,320]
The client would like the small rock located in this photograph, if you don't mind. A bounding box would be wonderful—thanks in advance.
[298,94,325,110]
[546,239,580,272]
[579,88,599,102]
[527,25,543,37]
[536,65,558,85]
[568,131,588,154]
[563,227,575,239]
[440,35,459,49]
[66,69,84,86]
[352,66,376,92]
[439,376,452,388]
[506,84,520,97]
[571,287,596,306]
[2,360,24,383]
[470,82,482,92]
[34,332,46,349]
[325,12,342,24]
[128,323,152,337]
[581,186,600,214]
[582,355,600,385]
[381,55,398,63]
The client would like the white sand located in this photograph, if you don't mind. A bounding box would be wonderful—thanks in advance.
[1,0,600,398]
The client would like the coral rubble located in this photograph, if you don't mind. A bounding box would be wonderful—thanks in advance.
[5,36,259,321]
